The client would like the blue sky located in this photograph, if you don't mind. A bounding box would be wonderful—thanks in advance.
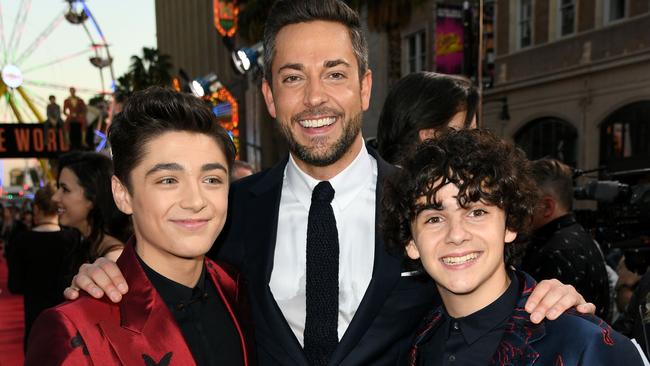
[0,0,157,122]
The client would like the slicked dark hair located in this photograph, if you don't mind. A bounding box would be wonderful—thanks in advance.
[377,72,479,165]
[530,158,574,211]
[263,0,368,84]
[382,129,538,270]
[108,86,236,191]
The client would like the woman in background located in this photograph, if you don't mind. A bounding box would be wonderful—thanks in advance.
[376,72,478,165]
[53,151,130,261]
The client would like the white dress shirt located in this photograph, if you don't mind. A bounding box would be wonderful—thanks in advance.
[269,144,377,346]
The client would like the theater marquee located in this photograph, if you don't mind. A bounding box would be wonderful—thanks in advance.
[0,124,70,158]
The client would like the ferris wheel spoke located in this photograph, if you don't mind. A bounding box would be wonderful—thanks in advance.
[22,47,93,74]
[7,0,32,63]
[0,2,9,64]
[19,86,48,106]
[17,86,45,122]
[15,12,66,66]
[22,80,97,94]
[7,91,24,123]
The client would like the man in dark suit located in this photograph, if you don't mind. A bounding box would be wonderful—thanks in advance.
[64,1,594,365]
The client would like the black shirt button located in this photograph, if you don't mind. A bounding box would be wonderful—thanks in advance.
[452,322,459,331]
[449,355,456,362]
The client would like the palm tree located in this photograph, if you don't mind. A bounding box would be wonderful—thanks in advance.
[116,47,173,95]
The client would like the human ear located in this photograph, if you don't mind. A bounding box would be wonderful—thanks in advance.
[261,78,277,118]
[111,176,133,215]
[360,69,373,111]
[418,129,436,142]
[405,239,421,260]
[541,196,556,218]
[504,228,517,244]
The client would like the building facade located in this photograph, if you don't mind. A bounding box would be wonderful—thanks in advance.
[481,0,650,181]
[155,0,287,170]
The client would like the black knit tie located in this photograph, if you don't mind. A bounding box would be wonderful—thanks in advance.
[304,181,339,366]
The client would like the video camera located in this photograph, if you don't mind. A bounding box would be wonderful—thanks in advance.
[574,169,650,275]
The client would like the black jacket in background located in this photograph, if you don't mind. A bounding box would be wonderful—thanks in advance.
[7,227,82,349]
[520,213,610,321]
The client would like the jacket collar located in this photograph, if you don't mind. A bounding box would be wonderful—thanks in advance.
[102,239,196,365]
[116,238,161,332]
[408,271,546,366]
[109,240,250,366]
[242,145,403,366]
[489,271,544,365]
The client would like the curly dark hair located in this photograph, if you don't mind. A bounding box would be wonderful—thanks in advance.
[381,129,538,270]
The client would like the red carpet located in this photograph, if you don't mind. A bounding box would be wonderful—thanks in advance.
[0,255,24,366]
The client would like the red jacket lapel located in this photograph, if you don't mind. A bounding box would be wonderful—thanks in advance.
[100,241,196,365]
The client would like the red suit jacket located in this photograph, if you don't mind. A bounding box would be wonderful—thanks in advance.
[25,242,254,365]
[63,97,87,130]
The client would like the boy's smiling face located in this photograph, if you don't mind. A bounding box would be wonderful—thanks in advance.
[406,181,517,315]
[112,131,229,263]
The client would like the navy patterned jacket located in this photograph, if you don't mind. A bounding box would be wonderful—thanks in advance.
[408,270,645,365]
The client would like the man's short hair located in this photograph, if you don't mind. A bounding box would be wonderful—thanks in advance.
[262,0,368,84]
[33,184,58,216]
[382,129,538,269]
[530,158,574,211]
[108,86,236,190]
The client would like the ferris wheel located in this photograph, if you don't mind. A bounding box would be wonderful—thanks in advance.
[0,0,115,123]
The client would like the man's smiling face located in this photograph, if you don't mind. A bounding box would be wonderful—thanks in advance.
[262,20,372,167]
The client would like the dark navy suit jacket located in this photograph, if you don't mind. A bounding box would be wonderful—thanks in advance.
[408,270,645,366]
[212,148,438,365]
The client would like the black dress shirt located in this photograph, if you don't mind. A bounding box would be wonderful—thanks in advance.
[418,271,519,366]
[138,255,244,366]
[521,213,610,320]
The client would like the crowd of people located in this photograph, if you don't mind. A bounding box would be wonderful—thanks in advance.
[1,0,649,365]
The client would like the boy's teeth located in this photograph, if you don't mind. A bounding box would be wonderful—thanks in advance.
[441,253,479,265]
[300,117,336,128]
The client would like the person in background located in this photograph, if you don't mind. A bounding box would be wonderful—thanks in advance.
[1,203,27,260]
[7,185,81,351]
[382,129,647,365]
[231,160,255,182]
[63,87,87,150]
[21,208,33,231]
[46,95,62,127]
[53,151,130,262]
[521,158,611,321]
[376,72,478,165]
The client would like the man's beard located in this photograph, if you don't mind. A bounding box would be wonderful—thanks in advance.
[279,111,363,167]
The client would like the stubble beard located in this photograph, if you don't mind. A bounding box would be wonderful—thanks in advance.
[280,112,363,167]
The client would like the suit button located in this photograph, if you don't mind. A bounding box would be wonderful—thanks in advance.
[449,355,456,362]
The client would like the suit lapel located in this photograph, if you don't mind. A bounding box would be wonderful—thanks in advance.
[490,272,544,366]
[246,157,310,365]
[330,147,402,365]
[100,242,195,365]
[205,259,251,366]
